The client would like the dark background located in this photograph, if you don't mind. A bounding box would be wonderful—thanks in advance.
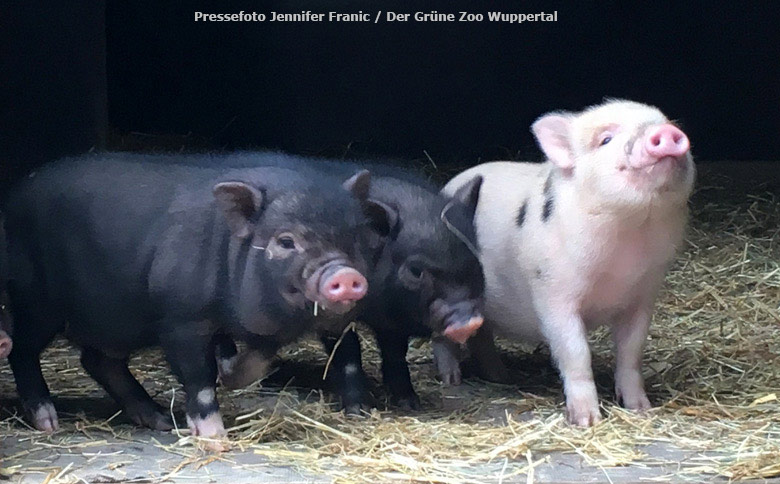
[2,0,780,184]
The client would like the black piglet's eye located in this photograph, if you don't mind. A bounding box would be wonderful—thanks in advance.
[400,257,430,288]
[408,264,424,279]
[278,236,296,250]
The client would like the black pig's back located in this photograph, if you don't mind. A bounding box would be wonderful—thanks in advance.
[3,156,227,353]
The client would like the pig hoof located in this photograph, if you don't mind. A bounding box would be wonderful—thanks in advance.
[566,402,602,427]
[127,404,174,431]
[201,439,230,453]
[216,354,239,381]
[394,394,421,411]
[342,393,373,416]
[31,402,59,433]
[436,360,463,385]
[438,367,462,386]
[343,403,370,417]
[619,392,652,412]
[433,347,462,386]
[615,372,652,412]
[186,412,227,438]
[565,380,601,426]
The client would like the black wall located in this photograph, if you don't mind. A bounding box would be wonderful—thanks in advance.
[3,1,779,180]
[106,1,780,164]
[1,0,107,182]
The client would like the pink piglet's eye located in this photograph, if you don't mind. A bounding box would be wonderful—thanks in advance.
[599,134,613,146]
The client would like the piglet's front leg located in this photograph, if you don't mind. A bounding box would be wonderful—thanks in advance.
[161,324,227,448]
[612,306,652,411]
[432,336,463,385]
[542,310,601,427]
[375,330,420,411]
[321,330,373,415]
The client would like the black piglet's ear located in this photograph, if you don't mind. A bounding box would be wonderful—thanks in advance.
[441,175,482,255]
[364,199,399,239]
[213,181,265,239]
[452,175,482,216]
[342,169,371,201]
[342,169,400,238]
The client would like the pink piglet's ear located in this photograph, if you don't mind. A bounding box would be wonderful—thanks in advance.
[531,113,575,171]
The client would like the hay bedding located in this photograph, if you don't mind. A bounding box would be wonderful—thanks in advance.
[0,168,779,483]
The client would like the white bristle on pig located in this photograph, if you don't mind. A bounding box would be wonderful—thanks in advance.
[441,99,695,427]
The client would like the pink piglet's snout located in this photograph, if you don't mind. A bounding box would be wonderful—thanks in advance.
[644,124,690,160]
[321,268,368,303]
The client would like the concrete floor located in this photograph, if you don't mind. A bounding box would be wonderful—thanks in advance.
[1,395,765,484]
[2,378,778,484]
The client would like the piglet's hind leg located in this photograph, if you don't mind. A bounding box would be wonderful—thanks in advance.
[80,347,173,430]
[6,290,62,433]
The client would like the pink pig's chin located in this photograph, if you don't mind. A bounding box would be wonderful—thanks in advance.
[628,151,686,173]
[622,156,684,193]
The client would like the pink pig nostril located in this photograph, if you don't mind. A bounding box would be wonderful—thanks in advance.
[645,124,690,159]
[321,268,368,303]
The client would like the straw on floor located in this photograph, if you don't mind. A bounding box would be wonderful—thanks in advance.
[1,169,778,483]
